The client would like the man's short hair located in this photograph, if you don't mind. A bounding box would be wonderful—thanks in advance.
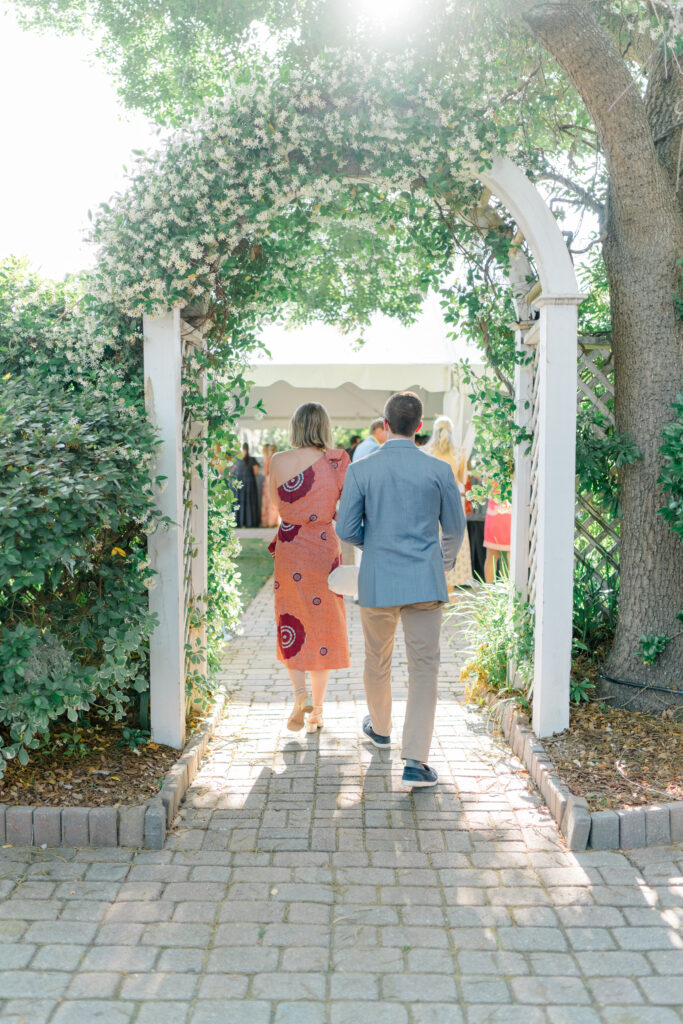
[369,418,385,434]
[383,392,423,437]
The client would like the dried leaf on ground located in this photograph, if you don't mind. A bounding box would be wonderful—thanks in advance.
[0,717,181,807]
[543,703,683,812]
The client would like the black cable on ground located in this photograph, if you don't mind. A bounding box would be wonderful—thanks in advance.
[599,673,683,696]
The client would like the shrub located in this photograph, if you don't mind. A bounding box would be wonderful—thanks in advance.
[205,469,244,680]
[458,561,617,716]
[455,577,535,706]
[0,264,160,774]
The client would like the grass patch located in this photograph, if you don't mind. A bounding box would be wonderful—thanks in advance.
[236,537,274,607]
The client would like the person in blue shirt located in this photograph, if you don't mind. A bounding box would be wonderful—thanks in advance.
[352,418,386,461]
[337,392,465,791]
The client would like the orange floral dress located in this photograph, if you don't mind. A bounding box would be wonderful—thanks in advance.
[269,449,350,670]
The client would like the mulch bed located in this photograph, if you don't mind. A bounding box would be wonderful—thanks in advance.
[542,702,683,812]
[0,716,185,808]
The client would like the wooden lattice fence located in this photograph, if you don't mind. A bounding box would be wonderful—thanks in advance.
[574,342,619,591]
[525,339,618,600]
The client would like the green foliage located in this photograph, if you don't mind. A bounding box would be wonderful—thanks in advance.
[205,469,244,683]
[12,0,262,125]
[637,633,672,666]
[0,371,160,777]
[575,415,642,519]
[0,258,162,776]
[657,392,683,541]
[116,725,151,751]
[572,559,619,659]
[577,251,611,338]
[569,676,595,704]
[456,577,535,703]
[441,253,527,502]
[233,538,275,609]
[49,727,91,759]
[459,560,619,713]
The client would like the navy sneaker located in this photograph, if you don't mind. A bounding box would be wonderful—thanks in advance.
[402,763,438,789]
[362,715,391,748]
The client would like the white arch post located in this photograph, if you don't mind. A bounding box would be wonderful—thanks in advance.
[143,310,186,749]
[478,157,583,738]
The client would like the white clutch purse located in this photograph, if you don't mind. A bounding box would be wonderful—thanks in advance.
[327,564,359,597]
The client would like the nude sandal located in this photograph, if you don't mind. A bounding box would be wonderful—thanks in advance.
[305,706,324,733]
[287,695,313,731]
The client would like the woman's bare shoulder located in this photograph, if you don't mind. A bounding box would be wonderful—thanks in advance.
[270,449,293,466]
[269,448,296,483]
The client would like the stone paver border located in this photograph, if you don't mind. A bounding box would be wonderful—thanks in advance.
[487,696,683,851]
[0,693,226,851]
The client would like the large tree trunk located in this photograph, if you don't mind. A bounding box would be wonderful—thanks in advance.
[519,0,683,708]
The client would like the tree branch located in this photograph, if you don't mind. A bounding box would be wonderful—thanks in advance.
[535,171,605,217]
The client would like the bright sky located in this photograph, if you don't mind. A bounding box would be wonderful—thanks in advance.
[0,9,577,368]
[0,9,160,279]
[0,10,476,363]
[257,291,481,365]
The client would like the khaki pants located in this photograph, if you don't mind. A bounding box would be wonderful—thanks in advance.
[359,601,443,763]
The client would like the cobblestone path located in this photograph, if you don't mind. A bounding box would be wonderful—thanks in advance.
[1,582,682,1023]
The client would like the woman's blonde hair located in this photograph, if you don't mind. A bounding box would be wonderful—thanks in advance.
[289,403,333,450]
[426,415,458,457]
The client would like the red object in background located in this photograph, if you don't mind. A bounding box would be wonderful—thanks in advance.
[464,475,473,517]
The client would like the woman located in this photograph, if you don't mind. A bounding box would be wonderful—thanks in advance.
[268,404,350,733]
[484,483,512,583]
[425,416,472,591]
[465,461,487,581]
[260,444,280,528]
[232,443,260,527]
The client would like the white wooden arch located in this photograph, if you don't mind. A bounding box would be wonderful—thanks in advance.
[143,154,582,749]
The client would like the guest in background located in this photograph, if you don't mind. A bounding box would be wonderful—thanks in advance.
[232,442,260,527]
[352,418,386,461]
[255,455,265,520]
[346,435,362,460]
[414,433,429,447]
[261,444,280,528]
[484,482,512,583]
[465,463,487,581]
[425,416,472,593]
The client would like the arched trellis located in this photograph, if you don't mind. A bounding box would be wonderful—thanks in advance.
[142,153,582,749]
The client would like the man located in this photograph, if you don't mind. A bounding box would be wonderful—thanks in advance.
[345,435,362,460]
[337,392,465,789]
[352,418,386,462]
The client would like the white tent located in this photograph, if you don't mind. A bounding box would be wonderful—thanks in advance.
[239,292,484,447]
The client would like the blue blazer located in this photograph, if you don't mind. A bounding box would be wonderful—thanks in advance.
[336,439,466,607]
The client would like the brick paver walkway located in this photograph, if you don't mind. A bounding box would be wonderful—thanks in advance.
[1,581,682,1023]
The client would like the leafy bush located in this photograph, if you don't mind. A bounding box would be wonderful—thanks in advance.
[0,370,161,774]
[458,561,618,715]
[455,578,535,705]
[205,469,244,680]
[572,558,618,660]
[0,257,162,775]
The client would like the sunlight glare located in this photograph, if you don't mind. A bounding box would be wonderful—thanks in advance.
[352,0,417,31]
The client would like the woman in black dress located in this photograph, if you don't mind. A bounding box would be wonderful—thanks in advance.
[232,443,261,527]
